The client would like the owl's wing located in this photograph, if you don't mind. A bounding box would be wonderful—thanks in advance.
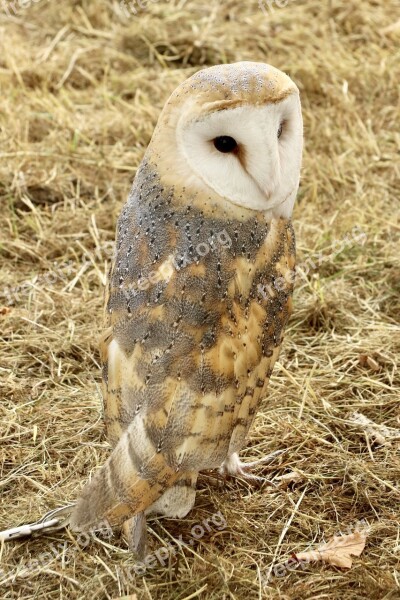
[71,349,181,531]
[70,271,232,531]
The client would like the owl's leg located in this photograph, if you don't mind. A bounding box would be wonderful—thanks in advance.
[219,451,282,484]
[122,512,147,558]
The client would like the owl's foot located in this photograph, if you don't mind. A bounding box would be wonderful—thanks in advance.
[219,450,283,485]
[122,512,147,558]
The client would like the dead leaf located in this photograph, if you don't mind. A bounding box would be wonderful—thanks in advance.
[277,471,303,489]
[0,307,12,316]
[295,531,367,569]
[358,353,380,371]
[349,412,400,445]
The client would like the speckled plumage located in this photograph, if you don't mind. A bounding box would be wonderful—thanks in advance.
[70,62,302,542]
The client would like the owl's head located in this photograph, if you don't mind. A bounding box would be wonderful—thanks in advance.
[146,62,303,219]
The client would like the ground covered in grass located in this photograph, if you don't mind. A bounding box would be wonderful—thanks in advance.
[0,1,399,599]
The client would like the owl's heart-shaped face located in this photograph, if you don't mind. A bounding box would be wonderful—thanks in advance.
[178,99,303,214]
[147,62,303,219]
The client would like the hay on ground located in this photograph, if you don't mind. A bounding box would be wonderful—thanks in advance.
[0,1,399,599]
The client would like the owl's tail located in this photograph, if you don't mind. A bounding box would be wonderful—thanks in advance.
[69,419,179,532]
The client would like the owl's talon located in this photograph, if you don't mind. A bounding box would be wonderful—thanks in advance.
[219,451,283,486]
[241,449,285,469]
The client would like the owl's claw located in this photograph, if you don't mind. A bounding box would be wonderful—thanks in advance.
[219,450,284,485]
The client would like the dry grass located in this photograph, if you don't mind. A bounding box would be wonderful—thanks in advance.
[0,1,399,599]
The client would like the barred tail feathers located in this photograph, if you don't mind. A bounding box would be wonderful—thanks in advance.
[70,417,179,531]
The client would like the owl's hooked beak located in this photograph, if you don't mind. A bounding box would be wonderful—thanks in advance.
[247,166,278,207]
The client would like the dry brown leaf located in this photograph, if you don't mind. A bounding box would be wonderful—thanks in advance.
[349,411,400,445]
[358,353,380,371]
[0,306,12,316]
[277,471,304,488]
[295,531,367,569]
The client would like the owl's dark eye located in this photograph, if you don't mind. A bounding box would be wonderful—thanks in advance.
[213,135,238,153]
[277,123,284,139]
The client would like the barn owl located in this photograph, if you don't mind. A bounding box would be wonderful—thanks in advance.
[70,62,303,554]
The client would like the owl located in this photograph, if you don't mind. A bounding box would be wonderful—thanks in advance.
[70,62,303,554]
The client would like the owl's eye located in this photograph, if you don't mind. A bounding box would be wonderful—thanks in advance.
[213,136,238,153]
[277,123,284,139]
